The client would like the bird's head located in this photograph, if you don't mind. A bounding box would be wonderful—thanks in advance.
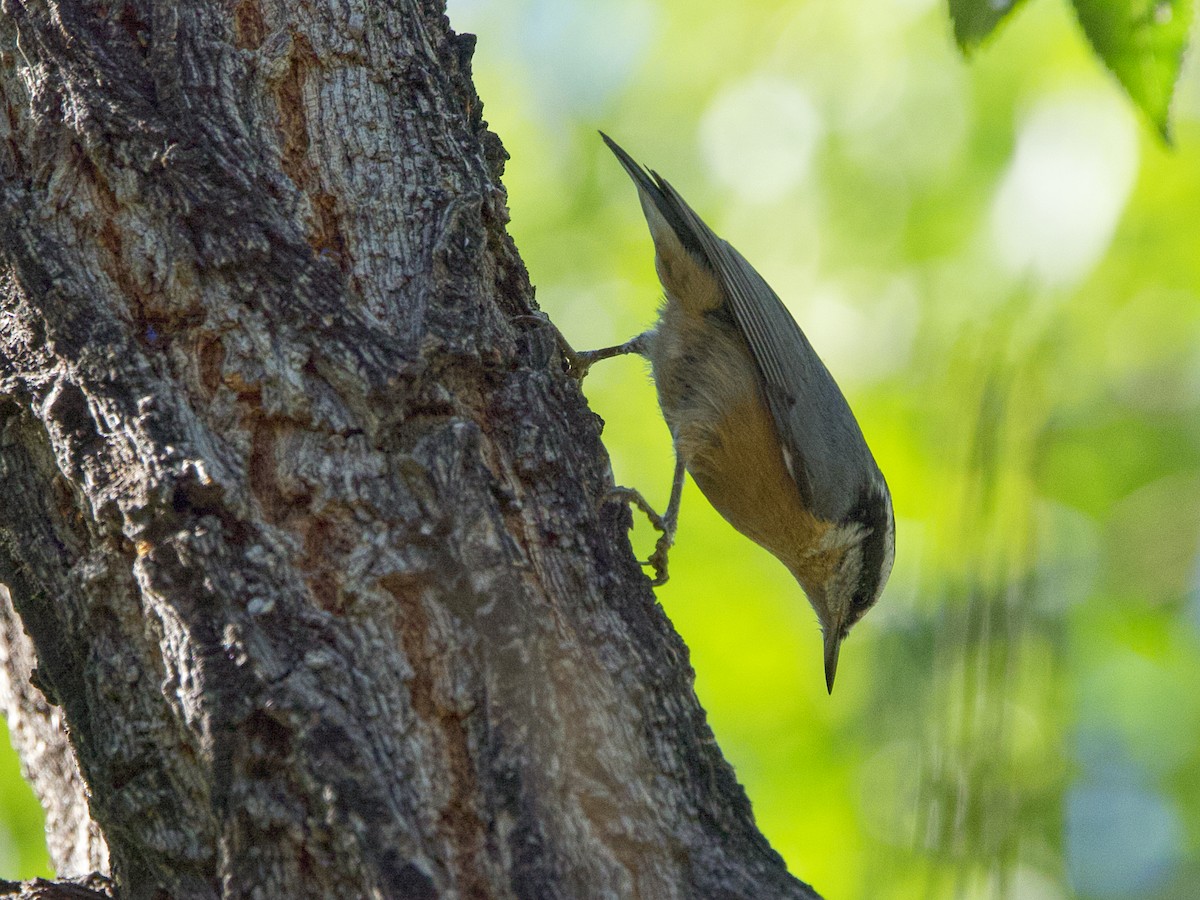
[791,484,894,693]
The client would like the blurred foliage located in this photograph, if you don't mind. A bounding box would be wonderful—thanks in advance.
[1071,0,1194,139]
[4,0,1200,895]
[950,0,1028,50]
[952,0,1193,138]
[0,722,51,878]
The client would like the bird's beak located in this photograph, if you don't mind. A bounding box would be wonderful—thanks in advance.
[824,628,842,695]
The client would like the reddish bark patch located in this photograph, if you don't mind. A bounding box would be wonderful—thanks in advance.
[197,334,225,396]
[380,573,490,899]
[275,35,317,192]
[233,0,267,51]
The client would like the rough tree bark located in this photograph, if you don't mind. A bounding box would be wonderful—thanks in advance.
[0,0,819,897]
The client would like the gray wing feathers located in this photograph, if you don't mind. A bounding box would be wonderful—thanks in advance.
[601,133,882,522]
[705,235,880,523]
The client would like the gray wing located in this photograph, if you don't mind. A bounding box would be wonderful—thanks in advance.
[696,235,883,522]
[601,133,883,523]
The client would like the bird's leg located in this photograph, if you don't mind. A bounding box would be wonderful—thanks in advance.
[609,449,685,587]
[516,315,649,380]
[566,333,649,380]
[519,314,681,584]
[649,449,686,585]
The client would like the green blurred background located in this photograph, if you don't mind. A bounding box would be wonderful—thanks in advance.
[4,0,1200,896]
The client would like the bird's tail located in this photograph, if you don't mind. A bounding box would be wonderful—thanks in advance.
[598,132,707,262]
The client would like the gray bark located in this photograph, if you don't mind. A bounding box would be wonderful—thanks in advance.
[0,0,818,897]
[0,875,112,900]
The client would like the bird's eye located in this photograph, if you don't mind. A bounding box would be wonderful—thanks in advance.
[850,559,882,616]
[851,587,875,612]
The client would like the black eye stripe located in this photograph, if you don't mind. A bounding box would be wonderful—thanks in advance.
[850,484,890,610]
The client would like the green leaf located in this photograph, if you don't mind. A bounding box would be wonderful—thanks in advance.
[949,0,1029,52]
[1071,0,1194,140]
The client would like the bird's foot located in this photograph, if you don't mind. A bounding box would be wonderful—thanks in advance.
[608,486,674,586]
[515,315,647,380]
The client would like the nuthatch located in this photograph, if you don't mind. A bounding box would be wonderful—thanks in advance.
[546,133,895,692]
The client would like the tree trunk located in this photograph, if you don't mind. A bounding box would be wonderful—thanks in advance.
[0,0,818,897]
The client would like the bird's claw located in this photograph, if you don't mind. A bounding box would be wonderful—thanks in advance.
[608,486,674,586]
[645,532,674,587]
[515,315,647,381]
[514,314,594,380]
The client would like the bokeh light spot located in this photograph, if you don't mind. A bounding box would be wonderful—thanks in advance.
[990,89,1139,289]
[700,75,823,203]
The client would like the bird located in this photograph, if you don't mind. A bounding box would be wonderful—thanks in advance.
[541,133,895,692]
